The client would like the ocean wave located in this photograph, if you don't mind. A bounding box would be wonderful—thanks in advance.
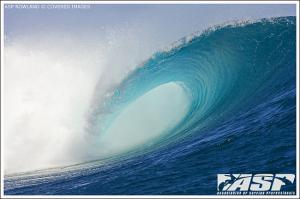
[4,16,296,195]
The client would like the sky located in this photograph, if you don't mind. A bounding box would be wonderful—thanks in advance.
[4,4,296,47]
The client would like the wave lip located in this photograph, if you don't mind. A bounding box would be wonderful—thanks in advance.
[88,16,296,158]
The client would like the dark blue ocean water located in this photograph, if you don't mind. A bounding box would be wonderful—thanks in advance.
[4,16,296,195]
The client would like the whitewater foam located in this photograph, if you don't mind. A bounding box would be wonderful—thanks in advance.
[3,27,158,174]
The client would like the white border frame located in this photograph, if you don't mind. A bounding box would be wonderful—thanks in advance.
[0,1,299,198]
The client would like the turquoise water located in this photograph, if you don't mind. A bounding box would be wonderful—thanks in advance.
[5,16,296,195]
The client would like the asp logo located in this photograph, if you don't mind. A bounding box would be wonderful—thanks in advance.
[217,174,295,193]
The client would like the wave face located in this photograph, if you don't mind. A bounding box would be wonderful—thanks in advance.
[4,16,296,195]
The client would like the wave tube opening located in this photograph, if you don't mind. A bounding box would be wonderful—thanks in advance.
[93,82,191,156]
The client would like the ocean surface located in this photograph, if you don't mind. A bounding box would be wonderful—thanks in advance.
[4,16,296,195]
